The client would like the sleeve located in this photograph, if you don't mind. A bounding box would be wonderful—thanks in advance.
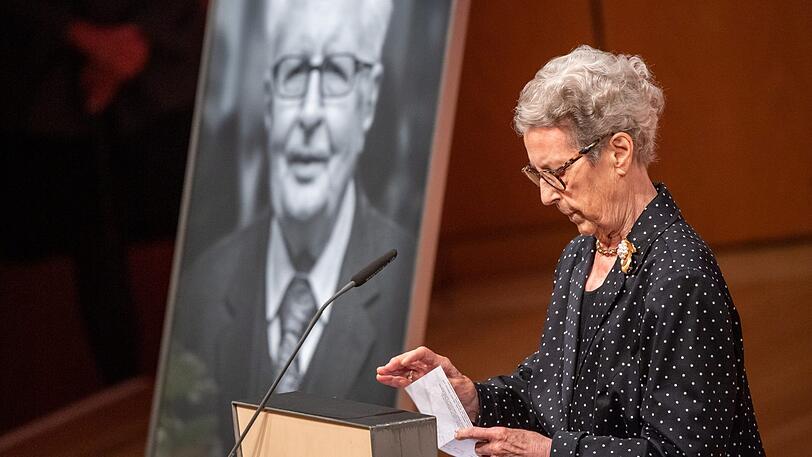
[550,269,744,456]
[474,351,546,434]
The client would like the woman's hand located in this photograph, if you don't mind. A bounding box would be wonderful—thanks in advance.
[455,427,551,457]
[376,346,479,421]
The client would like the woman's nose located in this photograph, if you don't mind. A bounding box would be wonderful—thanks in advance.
[539,183,559,206]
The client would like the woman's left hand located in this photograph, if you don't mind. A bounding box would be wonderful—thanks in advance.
[455,426,551,457]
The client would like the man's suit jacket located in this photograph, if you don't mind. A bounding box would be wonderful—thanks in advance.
[474,184,764,456]
[174,189,416,444]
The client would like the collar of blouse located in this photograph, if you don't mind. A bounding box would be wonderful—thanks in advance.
[617,183,682,275]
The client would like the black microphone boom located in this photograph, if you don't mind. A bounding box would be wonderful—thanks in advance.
[226,249,398,457]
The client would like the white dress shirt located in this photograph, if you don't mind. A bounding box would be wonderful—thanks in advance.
[265,181,356,372]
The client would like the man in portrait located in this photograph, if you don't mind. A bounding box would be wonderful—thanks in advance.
[167,0,415,449]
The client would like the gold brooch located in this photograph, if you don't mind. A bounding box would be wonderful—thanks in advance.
[617,239,636,273]
[596,238,637,273]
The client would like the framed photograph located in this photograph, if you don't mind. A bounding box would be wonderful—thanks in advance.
[147,0,468,454]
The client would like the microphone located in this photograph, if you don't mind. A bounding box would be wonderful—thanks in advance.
[226,249,398,457]
[350,249,397,286]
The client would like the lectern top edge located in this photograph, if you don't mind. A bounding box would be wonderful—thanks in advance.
[232,391,434,430]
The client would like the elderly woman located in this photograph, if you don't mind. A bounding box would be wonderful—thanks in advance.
[377,46,764,456]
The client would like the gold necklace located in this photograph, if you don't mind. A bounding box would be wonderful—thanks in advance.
[595,240,618,256]
[595,238,637,273]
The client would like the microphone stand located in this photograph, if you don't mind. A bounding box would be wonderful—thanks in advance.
[225,248,396,457]
[225,281,356,457]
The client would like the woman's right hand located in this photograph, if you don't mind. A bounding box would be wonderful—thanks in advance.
[376,346,479,422]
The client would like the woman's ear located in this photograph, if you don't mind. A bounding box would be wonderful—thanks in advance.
[609,132,634,176]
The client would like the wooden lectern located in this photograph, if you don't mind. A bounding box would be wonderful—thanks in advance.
[232,392,437,457]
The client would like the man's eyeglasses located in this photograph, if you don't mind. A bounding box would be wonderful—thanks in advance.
[271,53,374,99]
[520,137,602,191]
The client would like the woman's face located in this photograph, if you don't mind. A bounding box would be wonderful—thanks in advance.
[524,126,619,237]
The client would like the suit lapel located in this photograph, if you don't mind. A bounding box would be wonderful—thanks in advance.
[299,191,379,397]
[216,216,271,402]
[299,283,378,396]
[559,247,593,425]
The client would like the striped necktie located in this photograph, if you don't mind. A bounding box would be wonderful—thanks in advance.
[273,276,317,392]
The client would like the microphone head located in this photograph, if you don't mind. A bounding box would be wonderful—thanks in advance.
[350,249,397,287]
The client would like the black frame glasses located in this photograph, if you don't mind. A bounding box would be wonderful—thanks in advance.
[270,53,374,99]
[521,137,603,191]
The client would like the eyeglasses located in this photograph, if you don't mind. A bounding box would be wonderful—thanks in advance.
[271,53,374,99]
[520,137,602,191]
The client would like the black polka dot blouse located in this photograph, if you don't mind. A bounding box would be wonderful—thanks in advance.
[475,184,765,456]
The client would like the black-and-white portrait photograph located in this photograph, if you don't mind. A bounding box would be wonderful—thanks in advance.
[149,0,454,454]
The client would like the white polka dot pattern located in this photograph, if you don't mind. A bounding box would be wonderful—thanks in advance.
[473,184,764,456]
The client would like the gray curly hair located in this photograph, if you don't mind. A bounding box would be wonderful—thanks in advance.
[514,45,665,166]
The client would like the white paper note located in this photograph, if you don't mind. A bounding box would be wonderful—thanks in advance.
[404,366,478,457]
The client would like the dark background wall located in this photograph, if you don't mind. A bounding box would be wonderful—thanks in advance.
[1,0,810,452]
[0,0,204,433]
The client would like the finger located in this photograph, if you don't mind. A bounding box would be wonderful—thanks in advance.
[377,353,411,373]
[404,347,465,381]
[379,366,420,381]
[454,426,491,441]
[378,347,437,375]
[376,362,405,374]
[400,346,437,366]
[474,440,498,456]
[376,366,423,384]
[457,426,508,442]
[375,374,411,388]
[376,366,408,377]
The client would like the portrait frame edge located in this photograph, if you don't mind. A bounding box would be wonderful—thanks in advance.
[398,0,471,409]
[145,0,222,454]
